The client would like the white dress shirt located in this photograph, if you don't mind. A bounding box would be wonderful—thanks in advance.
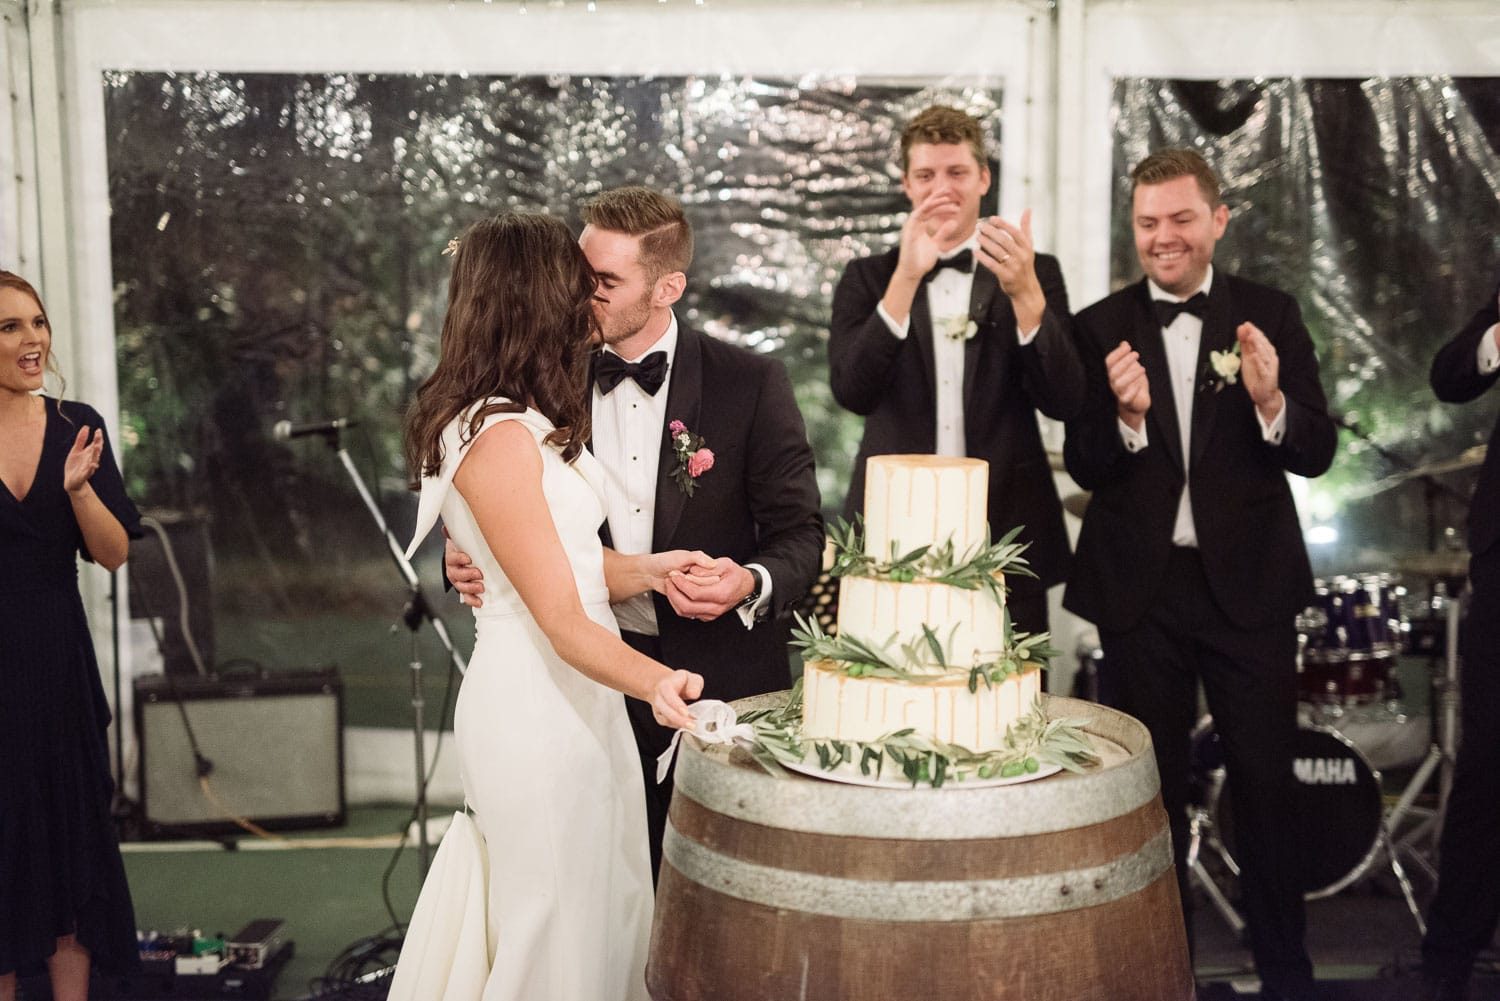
[592,312,769,634]
[1117,268,1286,547]
[876,232,1041,457]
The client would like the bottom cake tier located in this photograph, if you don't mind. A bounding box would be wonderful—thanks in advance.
[800,659,1042,752]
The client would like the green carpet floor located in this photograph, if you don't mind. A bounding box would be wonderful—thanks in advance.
[120,804,453,1000]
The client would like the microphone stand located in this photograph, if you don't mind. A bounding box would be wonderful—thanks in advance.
[316,426,466,876]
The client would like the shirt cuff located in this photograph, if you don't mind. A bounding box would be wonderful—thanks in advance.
[1257,399,1287,444]
[1118,418,1148,452]
[876,301,911,341]
[1016,323,1041,346]
[1478,324,1500,375]
[735,562,773,629]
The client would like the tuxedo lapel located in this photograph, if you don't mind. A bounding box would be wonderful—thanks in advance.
[653,327,702,548]
[1130,284,1184,474]
[909,266,938,401]
[586,353,612,546]
[1189,280,1237,469]
[962,266,998,413]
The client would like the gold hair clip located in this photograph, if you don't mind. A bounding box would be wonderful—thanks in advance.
[442,238,460,257]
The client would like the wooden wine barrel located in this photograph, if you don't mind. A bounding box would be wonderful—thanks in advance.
[647,694,1192,1001]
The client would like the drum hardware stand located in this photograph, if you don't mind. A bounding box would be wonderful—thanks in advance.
[1188,739,1432,937]
[1186,767,1247,938]
[1382,578,1466,925]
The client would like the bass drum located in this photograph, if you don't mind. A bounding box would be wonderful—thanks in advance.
[1192,718,1385,899]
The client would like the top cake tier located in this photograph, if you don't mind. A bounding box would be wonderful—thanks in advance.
[863,455,988,559]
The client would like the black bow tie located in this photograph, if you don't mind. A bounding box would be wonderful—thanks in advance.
[595,350,668,396]
[923,249,974,283]
[1154,292,1208,328]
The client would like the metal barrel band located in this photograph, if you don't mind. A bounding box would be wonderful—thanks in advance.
[661,822,1175,922]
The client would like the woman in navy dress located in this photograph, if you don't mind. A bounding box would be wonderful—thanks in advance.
[0,271,141,1001]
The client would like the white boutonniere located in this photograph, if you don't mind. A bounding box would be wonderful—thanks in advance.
[1207,343,1242,391]
[938,315,979,342]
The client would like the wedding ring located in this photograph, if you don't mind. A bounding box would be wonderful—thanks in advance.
[999,254,1010,263]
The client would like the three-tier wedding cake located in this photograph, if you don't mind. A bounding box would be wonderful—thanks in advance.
[800,455,1044,753]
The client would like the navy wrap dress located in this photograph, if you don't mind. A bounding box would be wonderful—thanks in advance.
[1,396,142,977]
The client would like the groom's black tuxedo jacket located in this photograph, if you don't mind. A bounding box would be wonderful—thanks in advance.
[599,325,823,702]
[1430,282,1500,562]
[1062,273,1337,633]
[828,248,1084,591]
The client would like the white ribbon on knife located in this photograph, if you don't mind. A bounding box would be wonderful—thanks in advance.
[655,700,757,783]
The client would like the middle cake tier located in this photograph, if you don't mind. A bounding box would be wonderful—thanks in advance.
[836,575,1007,668]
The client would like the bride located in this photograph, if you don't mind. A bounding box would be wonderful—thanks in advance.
[393,212,707,1001]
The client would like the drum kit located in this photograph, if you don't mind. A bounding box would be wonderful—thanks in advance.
[1187,557,1471,937]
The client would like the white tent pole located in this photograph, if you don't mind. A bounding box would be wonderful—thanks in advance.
[1054,0,1087,303]
[26,0,69,330]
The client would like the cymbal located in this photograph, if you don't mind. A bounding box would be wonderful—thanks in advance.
[1405,445,1488,479]
[1395,551,1470,579]
[1348,445,1487,500]
[1062,492,1090,519]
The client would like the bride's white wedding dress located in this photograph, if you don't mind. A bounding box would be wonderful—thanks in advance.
[391,402,653,1001]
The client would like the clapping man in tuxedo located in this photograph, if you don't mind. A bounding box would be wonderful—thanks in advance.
[1063,149,1337,1001]
[447,187,823,880]
[1419,280,1500,1001]
[828,105,1083,638]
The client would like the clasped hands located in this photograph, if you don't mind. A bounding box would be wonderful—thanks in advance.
[445,537,757,622]
[1108,322,1285,431]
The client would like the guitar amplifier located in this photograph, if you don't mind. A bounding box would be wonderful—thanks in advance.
[134,669,346,837]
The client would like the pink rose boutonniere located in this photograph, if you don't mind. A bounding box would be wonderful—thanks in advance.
[669,419,714,497]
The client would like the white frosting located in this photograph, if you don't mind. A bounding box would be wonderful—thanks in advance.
[863,455,987,560]
[802,661,1041,751]
[807,454,1043,754]
[836,576,1006,669]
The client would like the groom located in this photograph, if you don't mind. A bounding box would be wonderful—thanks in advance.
[447,186,824,878]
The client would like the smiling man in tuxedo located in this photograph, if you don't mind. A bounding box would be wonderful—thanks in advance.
[828,105,1083,638]
[1063,148,1337,1001]
[447,187,823,880]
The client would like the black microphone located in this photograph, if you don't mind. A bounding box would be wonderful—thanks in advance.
[272,417,358,441]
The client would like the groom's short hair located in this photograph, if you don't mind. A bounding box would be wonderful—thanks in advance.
[581,186,694,282]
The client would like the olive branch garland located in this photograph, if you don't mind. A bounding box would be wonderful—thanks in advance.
[828,516,1037,602]
[737,679,1099,789]
[789,612,1060,691]
[789,613,957,680]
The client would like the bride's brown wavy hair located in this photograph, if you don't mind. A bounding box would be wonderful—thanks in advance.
[404,212,597,485]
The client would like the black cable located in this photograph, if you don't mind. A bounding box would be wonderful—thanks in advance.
[129,572,216,782]
[295,929,401,999]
